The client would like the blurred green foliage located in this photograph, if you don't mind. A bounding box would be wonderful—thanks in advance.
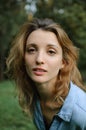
[0,0,27,80]
[0,0,86,81]
[0,80,37,130]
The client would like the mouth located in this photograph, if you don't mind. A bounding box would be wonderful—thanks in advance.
[33,68,47,72]
[32,68,47,76]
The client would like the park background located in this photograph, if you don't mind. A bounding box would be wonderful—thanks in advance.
[0,0,86,130]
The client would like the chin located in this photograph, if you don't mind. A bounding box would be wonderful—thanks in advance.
[33,80,46,84]
[32,78,47,84]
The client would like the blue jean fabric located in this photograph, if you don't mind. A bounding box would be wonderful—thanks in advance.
[34,82,86,130]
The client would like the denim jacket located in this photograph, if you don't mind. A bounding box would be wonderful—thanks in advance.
[34,82,86,130]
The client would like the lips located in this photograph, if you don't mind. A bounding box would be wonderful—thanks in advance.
[32,68,47,76]
[33,68,47,72]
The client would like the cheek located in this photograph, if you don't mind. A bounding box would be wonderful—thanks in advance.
[25,55,32,69]
[53,58,63,69]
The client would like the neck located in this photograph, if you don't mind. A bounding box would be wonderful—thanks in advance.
[35,78,57,102]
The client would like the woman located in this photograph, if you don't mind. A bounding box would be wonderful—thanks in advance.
[6,18,86,130]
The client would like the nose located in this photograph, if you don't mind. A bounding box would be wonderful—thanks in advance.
[36,51,44,65]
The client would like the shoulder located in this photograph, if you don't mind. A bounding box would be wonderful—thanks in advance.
[71,82,86,110]
[71,82,86,127]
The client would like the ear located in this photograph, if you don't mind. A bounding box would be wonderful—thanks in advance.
[61,59,66,69]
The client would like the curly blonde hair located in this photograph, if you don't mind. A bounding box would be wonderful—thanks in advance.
[6,18,86,116]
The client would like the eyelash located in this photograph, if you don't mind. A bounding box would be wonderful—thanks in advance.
[26,47,56,55]
[48,50,56,55]
[26,48,36,53]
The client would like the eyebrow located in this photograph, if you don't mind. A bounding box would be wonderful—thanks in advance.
[26,43,37,47]
[26,43,58,48]
[47,44,58,48]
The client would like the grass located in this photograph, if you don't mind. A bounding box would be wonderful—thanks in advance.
[0,80,37,130]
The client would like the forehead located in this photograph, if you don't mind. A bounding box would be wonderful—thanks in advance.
[26,29,61,48]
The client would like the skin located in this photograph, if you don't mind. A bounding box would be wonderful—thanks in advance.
[25,29,64,124]
[25,29,64,99]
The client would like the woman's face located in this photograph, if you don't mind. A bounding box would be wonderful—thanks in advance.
[25,29,64,84]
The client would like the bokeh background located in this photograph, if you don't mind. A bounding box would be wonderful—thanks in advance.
[0,0,86,130]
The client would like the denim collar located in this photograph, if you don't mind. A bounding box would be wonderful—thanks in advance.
[34,97,45,129]
[57,82,77,122]
[34,82,77,129]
